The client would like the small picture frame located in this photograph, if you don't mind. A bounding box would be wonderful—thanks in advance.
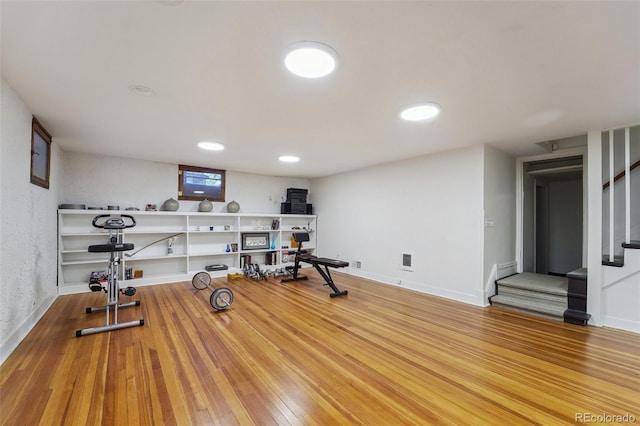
[241,233,269,250]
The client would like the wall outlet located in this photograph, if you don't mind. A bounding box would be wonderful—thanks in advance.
[355,260,362,269]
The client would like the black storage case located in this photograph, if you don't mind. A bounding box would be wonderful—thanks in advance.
[281,203,313,214]
[282,188,311,214]
[286,188,308,199]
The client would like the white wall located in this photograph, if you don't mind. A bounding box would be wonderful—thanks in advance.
[0,79,61,365]
[311,145,486,305]
[482,145,516,301]
[62,151,310,214]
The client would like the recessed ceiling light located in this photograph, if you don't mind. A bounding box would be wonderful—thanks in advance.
[128,85,156,97]
[154,0,184,6]
[279,155,300,163]
[400,103,441,121]
[284,41,337,78]
[198,141,225,151]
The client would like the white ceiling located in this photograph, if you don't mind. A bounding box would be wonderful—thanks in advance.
[1,1,639,178]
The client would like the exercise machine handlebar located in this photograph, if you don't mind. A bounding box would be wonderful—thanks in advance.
[92,214,137,229]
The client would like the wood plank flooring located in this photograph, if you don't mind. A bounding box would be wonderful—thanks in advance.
[1,271,639,425]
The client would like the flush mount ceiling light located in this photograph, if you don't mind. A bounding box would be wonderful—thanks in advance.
[279,155,300,163]
[128,85,156,97]
[198,141,225,151]
[284,41,337,78]
[400,103,441,121]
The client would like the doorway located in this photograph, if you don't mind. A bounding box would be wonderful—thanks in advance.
[522,156,584,276]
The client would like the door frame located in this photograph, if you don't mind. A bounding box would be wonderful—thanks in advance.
[515,147,587,273]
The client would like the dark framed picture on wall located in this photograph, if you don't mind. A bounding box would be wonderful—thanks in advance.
[241,233,270,250]
[30,116,52,189]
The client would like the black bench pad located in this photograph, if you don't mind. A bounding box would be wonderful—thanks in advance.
[298,254,348,268]
[313,257,349,268]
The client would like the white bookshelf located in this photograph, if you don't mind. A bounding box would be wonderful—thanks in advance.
[58,210,316,294]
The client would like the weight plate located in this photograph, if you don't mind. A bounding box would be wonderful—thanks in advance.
[210,288,234,311]
[192,271,211,290]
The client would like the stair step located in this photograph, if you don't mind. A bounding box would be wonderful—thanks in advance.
[498,285,567,304]
[602,255,624,267]
[490,294,566,320]
[496,272,567,296]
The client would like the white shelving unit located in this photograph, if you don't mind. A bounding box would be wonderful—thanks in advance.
[58,210,316,294]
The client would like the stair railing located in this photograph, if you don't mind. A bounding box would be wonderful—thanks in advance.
[603,126,637,262]
[625,128,631,246]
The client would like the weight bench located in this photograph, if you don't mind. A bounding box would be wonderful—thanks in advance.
[281,232,349,298]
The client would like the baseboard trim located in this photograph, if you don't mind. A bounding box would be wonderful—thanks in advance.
[344,268,481,306]
[603,315,640,334]
[0,294,57,366]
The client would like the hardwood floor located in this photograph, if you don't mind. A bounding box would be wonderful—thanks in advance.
[1,271,639,425]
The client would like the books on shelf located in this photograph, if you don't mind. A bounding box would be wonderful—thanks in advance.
[240,255,252,268]
[265,251,277,265]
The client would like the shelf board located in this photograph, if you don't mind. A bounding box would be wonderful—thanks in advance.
[61,249,93,254]
[190,230,237,233]
[60,232,108,237]
[125,230,186,235]
[121,272,192,286]
[123,254,188,261]
[189,251,238,257]
[239,249,278,254]
[189,267,242,276]
[61,259,108,266]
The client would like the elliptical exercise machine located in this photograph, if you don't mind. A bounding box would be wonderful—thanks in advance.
[76,214,144,337]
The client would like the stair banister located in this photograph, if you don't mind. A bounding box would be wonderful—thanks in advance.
[625,127,630,245]
[609,130,614,263]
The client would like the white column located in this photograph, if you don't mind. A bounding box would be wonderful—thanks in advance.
[587,130,603,326]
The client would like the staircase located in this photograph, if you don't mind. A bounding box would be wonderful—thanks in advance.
[489,272,568,321]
